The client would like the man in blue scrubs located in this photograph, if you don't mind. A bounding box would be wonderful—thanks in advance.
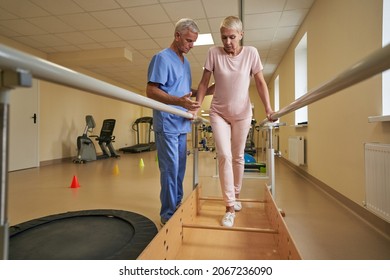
[146,18,202,226]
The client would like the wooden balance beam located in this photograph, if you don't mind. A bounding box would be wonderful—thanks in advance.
[138,184,301,260]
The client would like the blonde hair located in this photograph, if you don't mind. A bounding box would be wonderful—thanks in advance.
[220,16,243,32]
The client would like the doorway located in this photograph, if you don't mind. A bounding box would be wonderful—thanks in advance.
[8,79,39,171]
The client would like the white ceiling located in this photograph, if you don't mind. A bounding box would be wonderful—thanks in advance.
[0,0,315,94]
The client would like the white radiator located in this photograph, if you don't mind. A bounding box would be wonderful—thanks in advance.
[288,136,304,166]
[364,143,390,222]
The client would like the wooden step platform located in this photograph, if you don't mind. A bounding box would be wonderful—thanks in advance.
[138,184,301,260]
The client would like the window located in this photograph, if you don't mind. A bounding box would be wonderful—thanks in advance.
[294,33,308,125]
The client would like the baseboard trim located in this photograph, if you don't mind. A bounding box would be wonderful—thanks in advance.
[40,157,72,166]
[279,157,390,239]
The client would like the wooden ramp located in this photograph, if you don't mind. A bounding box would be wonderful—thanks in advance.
[138,184,301,260]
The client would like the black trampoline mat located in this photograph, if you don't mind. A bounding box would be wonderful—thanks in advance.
[9,210,158,260]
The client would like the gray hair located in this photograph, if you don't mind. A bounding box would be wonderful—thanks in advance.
[220,16,243,32]
[175,18,200,35]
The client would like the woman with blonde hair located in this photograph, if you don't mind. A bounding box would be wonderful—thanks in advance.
[195,16,274,227]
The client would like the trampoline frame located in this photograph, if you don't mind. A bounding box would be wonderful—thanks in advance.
[9,209,158,260]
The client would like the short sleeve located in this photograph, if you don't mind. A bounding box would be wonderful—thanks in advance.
[147,54,168,85]
[250,47,263,76]
[204,47,216,72]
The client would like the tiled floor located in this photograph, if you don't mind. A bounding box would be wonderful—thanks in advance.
[6,150,390,260]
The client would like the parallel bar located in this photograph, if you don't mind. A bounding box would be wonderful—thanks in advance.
[182,223,278,234]
[0,44,194,120]
[192,122,199,189]
[266,125,275,196]
[258,44,390,126]
[0,88,10,260]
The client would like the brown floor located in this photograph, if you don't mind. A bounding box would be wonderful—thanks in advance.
[7,149,390,260]
[176,199,283,260]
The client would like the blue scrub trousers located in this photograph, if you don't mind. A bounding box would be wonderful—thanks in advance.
[155,132,187,221]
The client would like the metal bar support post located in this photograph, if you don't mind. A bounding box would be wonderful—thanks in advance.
[192,122,199,189]
[265,124,275,197]
[0,69,32,260]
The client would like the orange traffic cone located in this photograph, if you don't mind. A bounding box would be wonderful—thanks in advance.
[70,175,80,188]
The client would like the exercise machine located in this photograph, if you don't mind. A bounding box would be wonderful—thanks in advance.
[119,116,155,153]
[244,119,266,172]
[73,115,96,163]
[73,115,120,163]
[244,153,266,172]
[198,124,214,151]
[94,118,120,159]
[244,118,257,156]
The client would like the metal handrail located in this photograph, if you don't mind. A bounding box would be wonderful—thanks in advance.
[258,44,390,126]
[257,44,390,203]
[0,44,196,120]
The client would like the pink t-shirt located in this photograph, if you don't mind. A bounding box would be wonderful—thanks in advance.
[204,46,263,119]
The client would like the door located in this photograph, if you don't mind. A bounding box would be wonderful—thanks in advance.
[8,79,39,171]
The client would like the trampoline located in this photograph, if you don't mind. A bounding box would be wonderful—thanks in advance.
[9,209,158,260]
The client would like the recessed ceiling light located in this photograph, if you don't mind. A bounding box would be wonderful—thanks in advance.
[194,33,214,46]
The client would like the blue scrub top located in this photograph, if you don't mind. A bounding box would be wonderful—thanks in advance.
[147,48,192,134]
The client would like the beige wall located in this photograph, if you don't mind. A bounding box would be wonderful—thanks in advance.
[39,82,142,161]
[251,0,390,206]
